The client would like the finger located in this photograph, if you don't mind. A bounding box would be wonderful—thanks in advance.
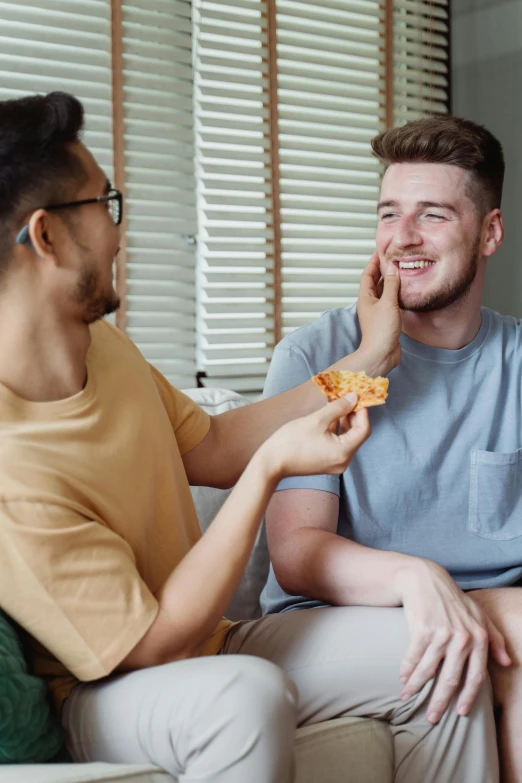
[425,633,474,723]
[358,252,381,299]
[456,639,489,718]
[320,393,358,425]
[338,408,370,448]
[327,413,350,435]
[401,633,451,700]
[338,413,351,435]
[487,618,512,667]
[381,261,400,303]
[399,633,433,688]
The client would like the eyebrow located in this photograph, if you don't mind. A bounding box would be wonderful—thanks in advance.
[377,199,459,215]
[103,179,112,195]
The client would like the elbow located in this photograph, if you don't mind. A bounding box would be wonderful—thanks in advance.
[118,644,193,673]
[215,475,238,491]
[272,561,304,597]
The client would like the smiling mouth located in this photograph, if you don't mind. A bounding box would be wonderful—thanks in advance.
[393,258,436,270]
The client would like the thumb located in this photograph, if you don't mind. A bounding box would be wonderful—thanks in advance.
[487,619,512,667]
[319,393,358,425]
[381,263,400,303]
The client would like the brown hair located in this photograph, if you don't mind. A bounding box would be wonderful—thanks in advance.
[371,115,505,214]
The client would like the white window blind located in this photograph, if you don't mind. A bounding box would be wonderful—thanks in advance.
[0,0,197,390]
[393,0,449,124]
[277,0,384,337]
[0,0,113,175]
[194,0,275,393]
[195,0,386,393]
[195,0,449,395]
[121,0,198,388]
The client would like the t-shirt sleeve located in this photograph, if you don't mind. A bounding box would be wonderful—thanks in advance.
[263,342,341,497]
[0,500,159,682]
[148,364,211,455]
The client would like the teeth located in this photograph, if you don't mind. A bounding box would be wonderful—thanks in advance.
[398,260,435,269]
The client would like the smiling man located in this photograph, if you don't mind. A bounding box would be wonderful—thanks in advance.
[261,116,522,781]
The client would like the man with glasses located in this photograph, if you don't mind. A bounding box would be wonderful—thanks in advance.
[0,91,498,782]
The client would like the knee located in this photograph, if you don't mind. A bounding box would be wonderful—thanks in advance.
[227,656,297,723]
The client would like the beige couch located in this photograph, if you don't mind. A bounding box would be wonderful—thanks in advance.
[0,388,394,783]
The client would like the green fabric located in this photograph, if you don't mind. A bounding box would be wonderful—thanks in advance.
[0,611,67,763]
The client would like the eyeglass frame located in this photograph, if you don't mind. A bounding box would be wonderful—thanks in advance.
[15,188,123,251]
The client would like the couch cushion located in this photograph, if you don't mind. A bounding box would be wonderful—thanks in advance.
[0,764,172,783]
[295,718,393,783]
[184,388,270,622]
[0,612,66,764]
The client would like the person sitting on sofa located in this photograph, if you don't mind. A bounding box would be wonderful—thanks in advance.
[260,115,521,782]
[0,92,501,783]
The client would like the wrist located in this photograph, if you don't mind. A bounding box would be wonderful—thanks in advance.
[249,441,283,489]
[393,557,436,602]
[355,344,396,377]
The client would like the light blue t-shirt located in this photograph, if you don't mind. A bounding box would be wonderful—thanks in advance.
[261,304,522,615]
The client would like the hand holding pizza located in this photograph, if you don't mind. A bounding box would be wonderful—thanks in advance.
[259,393,371,481]
[356,252,402,376]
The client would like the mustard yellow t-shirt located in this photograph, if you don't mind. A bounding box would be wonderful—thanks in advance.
[0,320,235,709]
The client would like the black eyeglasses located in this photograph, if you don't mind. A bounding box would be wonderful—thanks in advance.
[15,188,123,250]
[44,188,123,226]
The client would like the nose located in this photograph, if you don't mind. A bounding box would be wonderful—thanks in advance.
[392,215,422,250]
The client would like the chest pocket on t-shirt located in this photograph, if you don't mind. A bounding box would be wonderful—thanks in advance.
[468,449,522,540]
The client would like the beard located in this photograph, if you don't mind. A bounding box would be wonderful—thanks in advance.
[396,237,481,313]
[75,260,121,325]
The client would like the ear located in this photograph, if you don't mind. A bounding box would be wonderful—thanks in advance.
[27,209,58,261]
[482,209,504,258]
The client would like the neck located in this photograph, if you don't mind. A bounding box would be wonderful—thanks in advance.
[401,294,483,350]
[0,288,91,403]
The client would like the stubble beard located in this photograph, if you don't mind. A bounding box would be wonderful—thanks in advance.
[75,260,121,325]
[397,237,481,313]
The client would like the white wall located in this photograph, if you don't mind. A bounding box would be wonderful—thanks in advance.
[452,0,522,317]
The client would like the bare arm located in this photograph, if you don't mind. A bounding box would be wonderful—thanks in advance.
[184,257,401,489]
[120,396,370,671]
[267,489,415,607]
[120,451,279,669]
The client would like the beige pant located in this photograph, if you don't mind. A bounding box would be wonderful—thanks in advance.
[63,606,498,782]
[224,606,499,783]
[62,654,297,782]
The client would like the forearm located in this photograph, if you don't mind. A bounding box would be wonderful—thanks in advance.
[120,452,276,670]
[213,346,389,487]
[275,526,422,607]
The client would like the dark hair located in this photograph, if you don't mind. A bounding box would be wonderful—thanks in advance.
[0,91,86,268]
[371,115,505,215]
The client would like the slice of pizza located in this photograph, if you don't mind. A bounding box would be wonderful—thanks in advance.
[312,370,389,412]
